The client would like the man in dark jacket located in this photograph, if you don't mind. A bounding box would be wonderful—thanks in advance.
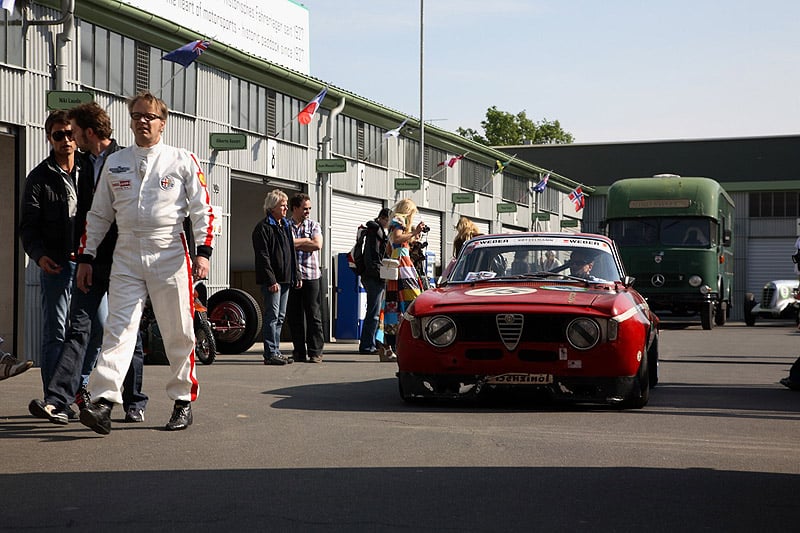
[28,102,149,425]
[20,111,85,395]
[358,208,390,355]
[253,189,301,365]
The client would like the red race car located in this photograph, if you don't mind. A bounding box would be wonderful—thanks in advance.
[396,233,659,408]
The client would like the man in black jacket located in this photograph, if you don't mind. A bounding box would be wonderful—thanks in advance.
[20,111,85,396]
[28,103,148,424]
[358,208,390,356]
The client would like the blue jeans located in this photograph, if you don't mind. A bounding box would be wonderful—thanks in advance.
[39,262,75,393]
[261,283,290,359]
[359,276,385,352]
[45,265,148,412]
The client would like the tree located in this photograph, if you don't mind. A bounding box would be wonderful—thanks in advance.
[456,106,574,146]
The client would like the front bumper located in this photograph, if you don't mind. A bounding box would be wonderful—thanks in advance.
[398,371,638,405]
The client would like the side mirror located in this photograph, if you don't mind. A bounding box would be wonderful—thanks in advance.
[722,229,732,246]
[624,275,636,287]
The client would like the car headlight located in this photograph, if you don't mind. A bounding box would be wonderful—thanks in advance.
[688,275,703,287]
[423,315,457,347]
[566,317,601,350]
[699,285,711,295]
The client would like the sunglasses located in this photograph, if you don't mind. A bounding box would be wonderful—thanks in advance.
[130,112,163,122]
[50,130,73,142]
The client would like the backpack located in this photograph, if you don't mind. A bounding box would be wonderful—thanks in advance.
[347,224,368,276]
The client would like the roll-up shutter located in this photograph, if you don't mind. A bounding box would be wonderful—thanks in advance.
[746,238,797,294]
[417,208,443,266]
[473,219,491,236]
[331,193,385,256]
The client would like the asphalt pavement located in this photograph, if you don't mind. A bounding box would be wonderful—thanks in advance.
[1,327,799,532]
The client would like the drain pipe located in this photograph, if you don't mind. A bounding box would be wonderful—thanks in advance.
[320,96,345,341]
[13,0,75,90]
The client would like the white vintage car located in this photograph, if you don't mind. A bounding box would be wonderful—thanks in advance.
[743,280,800,326]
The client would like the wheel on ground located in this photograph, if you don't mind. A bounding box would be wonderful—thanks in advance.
[715,300,727,326]
[700,301,714,330]
[743,293,757,327]
[208,289,263,354]
[620,350,649,409]
[194,314,217,365]
[647,335,659,388]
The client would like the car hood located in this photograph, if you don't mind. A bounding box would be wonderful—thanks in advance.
[414,281,626,315]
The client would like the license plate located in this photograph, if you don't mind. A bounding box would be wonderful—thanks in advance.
[486,373,553,385]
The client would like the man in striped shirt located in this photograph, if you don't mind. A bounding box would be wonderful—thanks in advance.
[287,193,325,363]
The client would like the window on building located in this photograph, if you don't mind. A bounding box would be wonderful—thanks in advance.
[231,78,267,134]
[272,90,309,145]
[749,191,800,217]
[503,172,528,204]
[78,20,136,98]
[460,159,493,192]
[333,114,358,159]
[1,10,24,67]
[426,146,448,183]
[539,185,560,214]
[405,138,420,177]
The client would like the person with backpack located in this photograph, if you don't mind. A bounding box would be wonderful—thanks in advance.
[358,208,391,358]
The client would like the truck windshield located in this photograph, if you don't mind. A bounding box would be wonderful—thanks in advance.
[609,217,717,248]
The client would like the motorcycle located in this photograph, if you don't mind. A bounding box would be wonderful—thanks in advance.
[141,281,262,365]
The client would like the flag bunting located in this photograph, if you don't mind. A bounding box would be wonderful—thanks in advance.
[298,87,328,125]
[569,186,585,211]
[162,39,211,68]
[383,118,408,139]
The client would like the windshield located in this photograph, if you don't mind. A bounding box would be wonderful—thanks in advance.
[608,217,717,248]
[448,236,622,284]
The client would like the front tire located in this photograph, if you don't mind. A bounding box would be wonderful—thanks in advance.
[743,293,757,327]
[700,301,714,330]
[715,300,727,326]
[621,351,649,409]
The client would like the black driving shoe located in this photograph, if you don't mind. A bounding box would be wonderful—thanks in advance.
[165,402,193,431]
[79,399,114,435]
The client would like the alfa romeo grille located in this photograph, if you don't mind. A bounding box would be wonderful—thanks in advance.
[496,314,524,351]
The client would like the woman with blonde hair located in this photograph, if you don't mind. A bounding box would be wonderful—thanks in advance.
[381,198,426,362]
[442,216,482,279]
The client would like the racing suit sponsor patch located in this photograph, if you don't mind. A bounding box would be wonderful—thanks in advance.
[159,176,175,191]
[112,179,131,190]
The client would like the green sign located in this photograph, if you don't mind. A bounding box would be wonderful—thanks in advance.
[560,219,580,228]
[451,192,475,204]
[531,212,550,221]
[209,133,247,150]
[315,158,347,173]
[496,203,517,213]
[395,177,421,191]
[46,90,93,110]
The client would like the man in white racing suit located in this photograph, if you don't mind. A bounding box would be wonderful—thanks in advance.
[76,92,215,434]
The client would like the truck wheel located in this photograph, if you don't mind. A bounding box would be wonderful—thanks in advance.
[715,301,727,326]
[743,293,757,327]
[208,289,263,354]
[700,301,714,330]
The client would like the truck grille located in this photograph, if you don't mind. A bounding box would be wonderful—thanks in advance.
[761,287,775,307]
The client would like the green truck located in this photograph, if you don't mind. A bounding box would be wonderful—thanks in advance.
[604,175,734,329]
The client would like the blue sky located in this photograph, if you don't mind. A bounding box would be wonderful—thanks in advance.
[302,0,800,143]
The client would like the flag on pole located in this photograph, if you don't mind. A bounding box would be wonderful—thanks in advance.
[383,118,408,139]
[1,0,16,13]
[532,173,550,194]
[491,154,517,176]
[437,154,465,168]
[569,186,585,211]
[298,87,328,125]
[162,39,211,68]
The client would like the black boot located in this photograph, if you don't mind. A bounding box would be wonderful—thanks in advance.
[165,401,193,431]
[79,398,114,435]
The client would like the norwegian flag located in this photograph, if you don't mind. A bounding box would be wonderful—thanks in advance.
[569,186,585,211]
[438,154,464,168]
[162,39,210,68]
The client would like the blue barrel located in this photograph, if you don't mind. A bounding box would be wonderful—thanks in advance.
[335,253,366,339]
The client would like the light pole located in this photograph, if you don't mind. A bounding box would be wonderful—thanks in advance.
[419,0,424,186]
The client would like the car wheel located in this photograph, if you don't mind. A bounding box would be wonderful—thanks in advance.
[647,335,659,388]
[194,314,217,365]
[208,289,263,354]
[398,378,424,404]
[743,293,757,327]
[621,350,649,409]
[700,301,714,330]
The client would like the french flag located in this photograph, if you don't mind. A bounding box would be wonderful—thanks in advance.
[298,87,328,125]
